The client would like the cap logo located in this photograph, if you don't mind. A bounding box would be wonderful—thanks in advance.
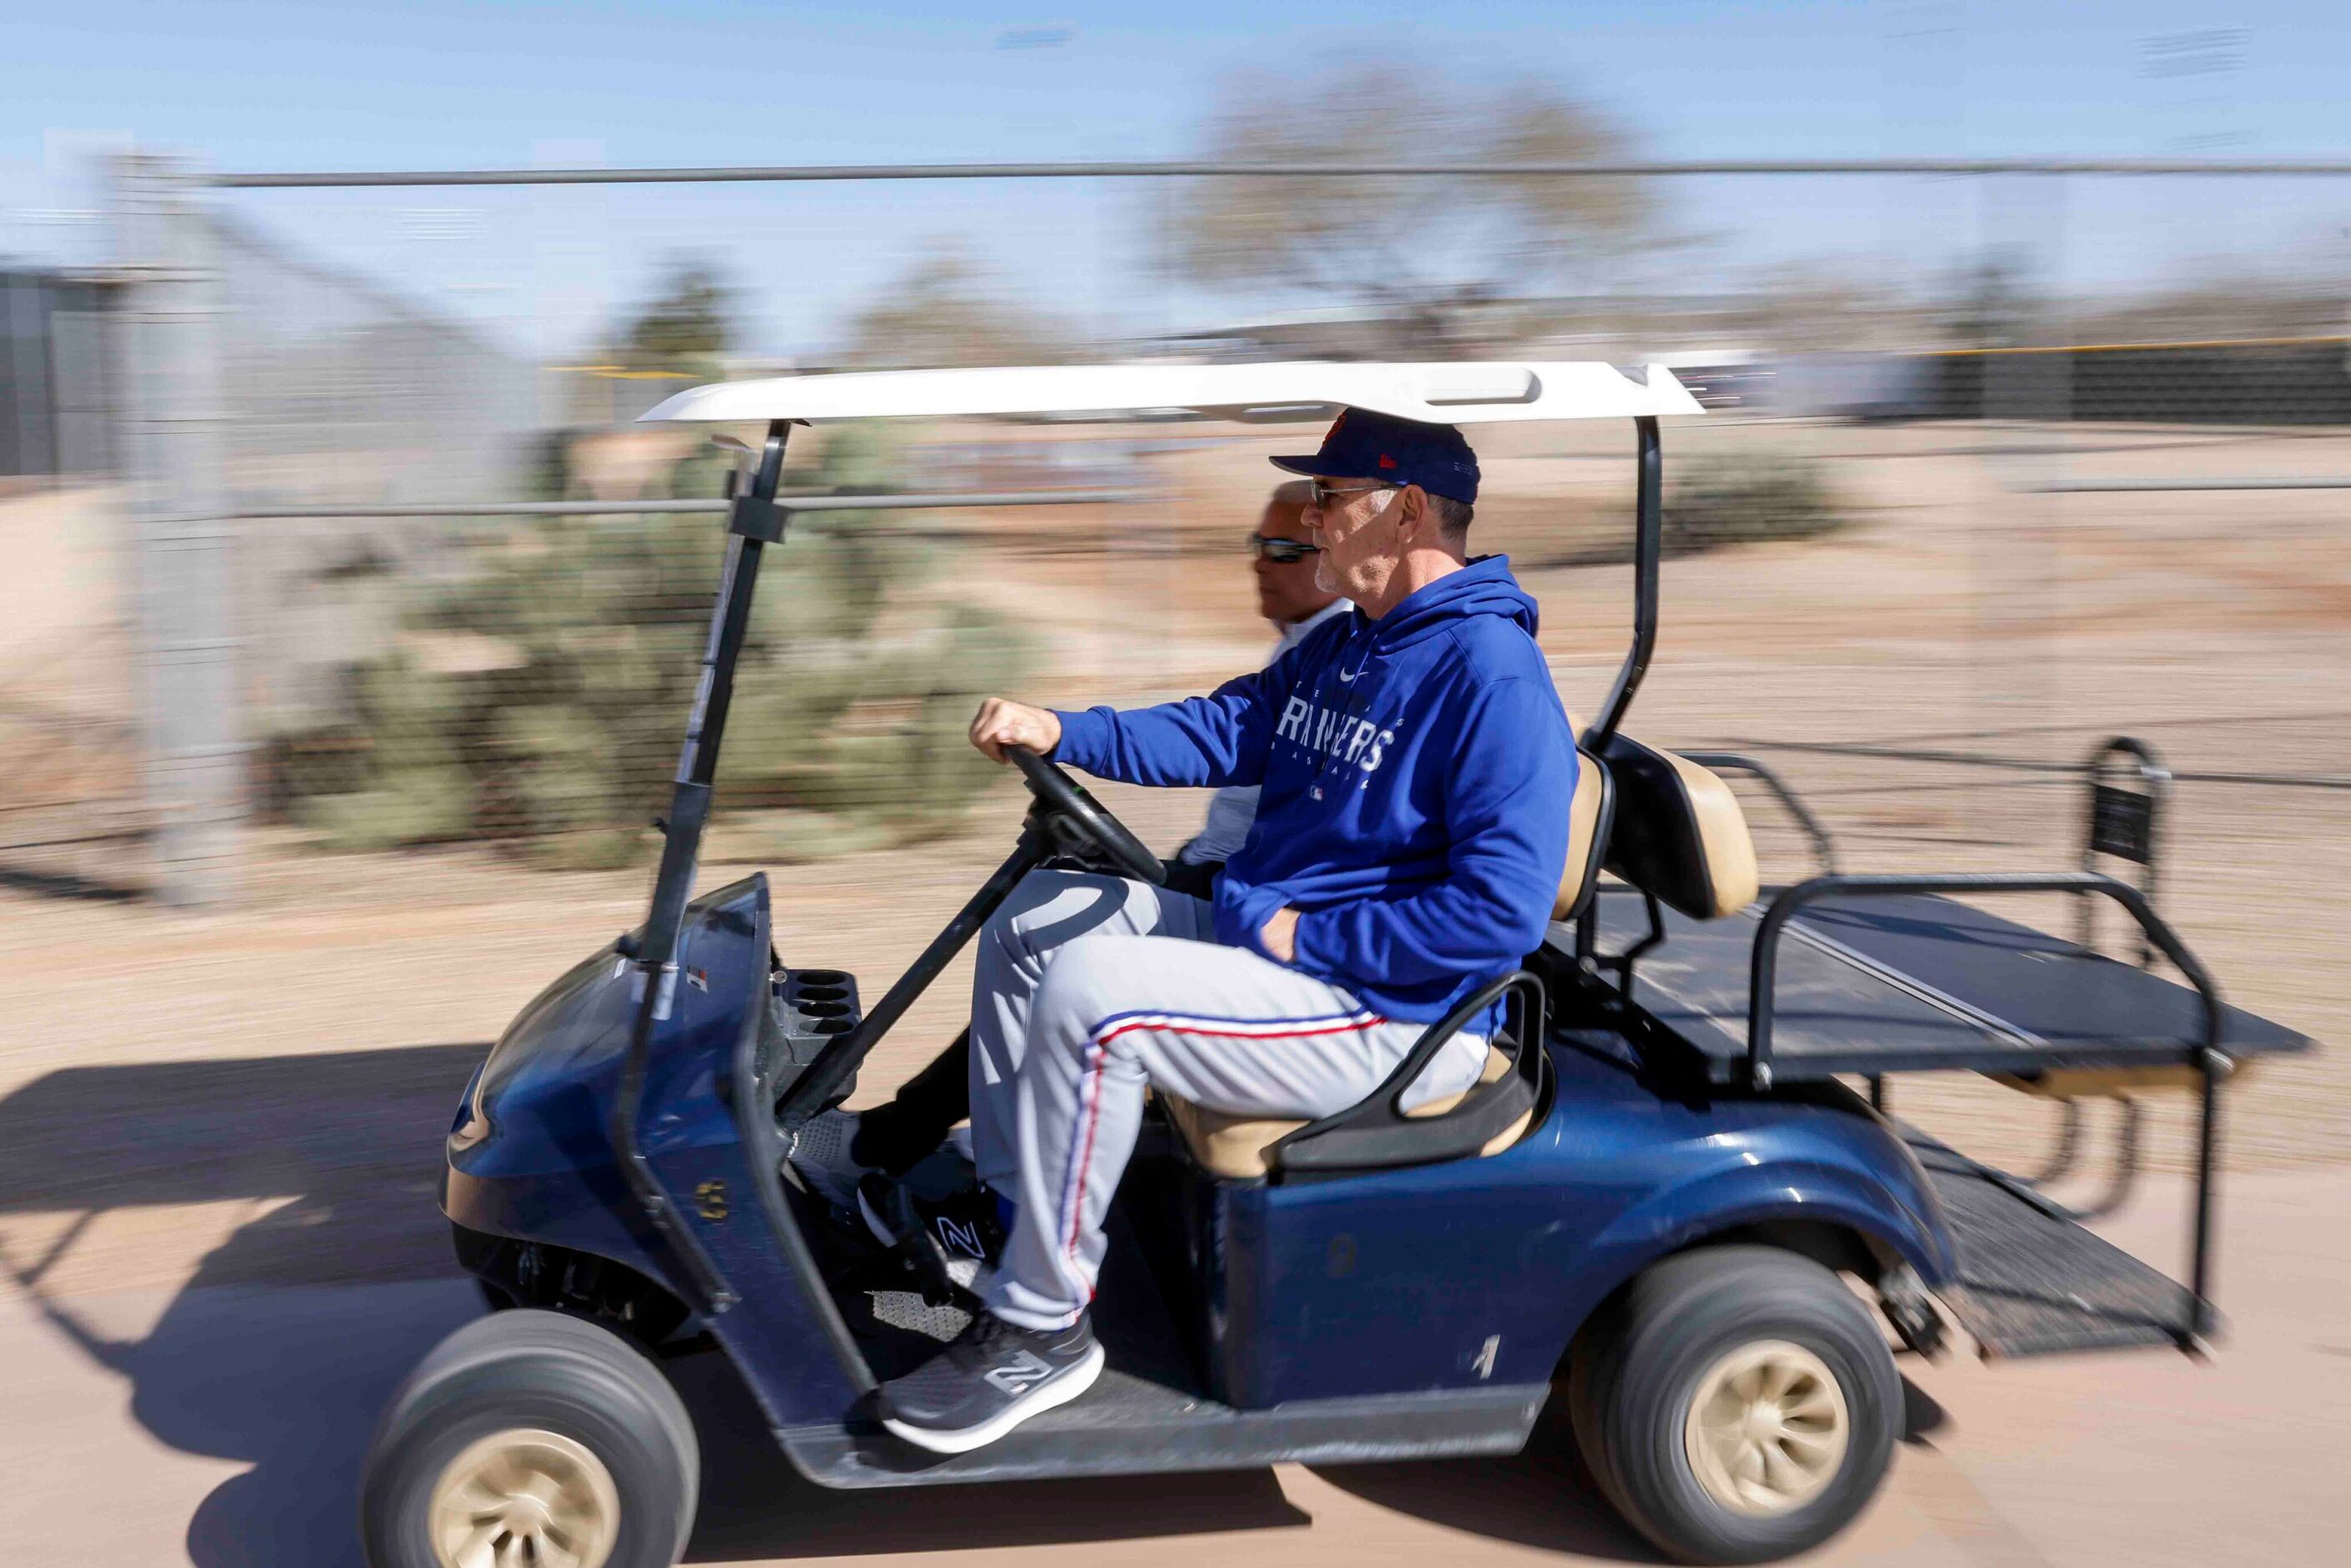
[1378,453,1396,469]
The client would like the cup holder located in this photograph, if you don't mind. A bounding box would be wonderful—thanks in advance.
[809,1018,854,1034]
[796,969,849,986]
[798,1000,850,1019]
[795,985,848,1003]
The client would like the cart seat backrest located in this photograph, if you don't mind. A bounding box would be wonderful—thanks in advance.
[1598,734,1759,921]
[1550,738,1610,923]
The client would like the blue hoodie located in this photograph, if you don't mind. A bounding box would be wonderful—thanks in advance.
[1052,555,1577,1024]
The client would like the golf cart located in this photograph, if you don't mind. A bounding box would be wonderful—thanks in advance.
[362,362,2311,1568]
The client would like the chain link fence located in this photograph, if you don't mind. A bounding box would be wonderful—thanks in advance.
[3,156,2350,923]
[2,164,544,896]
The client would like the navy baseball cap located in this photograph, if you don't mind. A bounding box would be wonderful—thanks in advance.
[1270,407,1481,504]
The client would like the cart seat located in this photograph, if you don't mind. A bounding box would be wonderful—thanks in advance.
[1599,735,1758,920]
[1161,1044,1532,1180]
[1550,741,1610,922]
[1160,734,1597,1181]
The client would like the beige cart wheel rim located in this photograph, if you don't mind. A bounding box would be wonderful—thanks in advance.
[426,1427,621,1568]
[1682,1339,1851,1518]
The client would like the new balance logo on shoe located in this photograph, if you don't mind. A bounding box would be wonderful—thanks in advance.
[983,1350,1054,1395]
[936,1215,985,1258]
[878,1313,1105,1454]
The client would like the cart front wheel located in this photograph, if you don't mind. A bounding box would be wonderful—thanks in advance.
[1570,1245,1898,1565]
[361,1308,699,1568]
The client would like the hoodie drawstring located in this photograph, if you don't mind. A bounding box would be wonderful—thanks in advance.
[1310,619,1383,798]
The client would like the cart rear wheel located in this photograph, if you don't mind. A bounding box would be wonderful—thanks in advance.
[1569,1246,1898,1565]
[361,1309,698,1568]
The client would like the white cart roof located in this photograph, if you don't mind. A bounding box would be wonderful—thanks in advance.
[638,361,1704,426]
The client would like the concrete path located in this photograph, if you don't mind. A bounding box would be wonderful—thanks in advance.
[3,1169,2345,1567]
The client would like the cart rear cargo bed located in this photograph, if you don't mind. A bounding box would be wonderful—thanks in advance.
[1586,888,2309,1085]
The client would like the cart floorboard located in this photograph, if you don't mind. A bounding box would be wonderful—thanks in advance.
[784,1370,1546,1488]
[1584,888,2310,1084]
[1900,1125,2201,1357]
[786,1145,1545,1488]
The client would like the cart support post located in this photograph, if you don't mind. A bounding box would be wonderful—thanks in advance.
[2189,1048,2222,1343]
[1588,416,1661,748]
[611,418,791,1317]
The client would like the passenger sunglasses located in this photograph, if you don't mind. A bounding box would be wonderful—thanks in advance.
[1246,532,1322,564]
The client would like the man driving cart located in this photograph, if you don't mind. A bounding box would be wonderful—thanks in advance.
[786,479,1344,1201]
[871,408,1580,1454]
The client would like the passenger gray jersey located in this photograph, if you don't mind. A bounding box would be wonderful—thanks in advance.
[1177,599,1349,867]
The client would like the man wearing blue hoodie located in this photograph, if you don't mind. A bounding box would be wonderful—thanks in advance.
[876,409,1579,1454]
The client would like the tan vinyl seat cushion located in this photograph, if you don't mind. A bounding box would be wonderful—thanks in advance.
[1551,745,1608,921]
[1160,1044,1534,1180]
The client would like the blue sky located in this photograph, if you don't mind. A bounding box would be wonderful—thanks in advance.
[7,1,2349,355]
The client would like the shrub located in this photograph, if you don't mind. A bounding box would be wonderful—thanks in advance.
[290,425,1031,866]
[1661,457,1849,556]
[1540,454,1852,569]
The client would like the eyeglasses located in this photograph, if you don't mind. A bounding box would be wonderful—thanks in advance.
[1305,480,1395,512]
[1246,532,1321,564]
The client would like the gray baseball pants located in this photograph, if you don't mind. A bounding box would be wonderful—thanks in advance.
[968,868,1486,1332]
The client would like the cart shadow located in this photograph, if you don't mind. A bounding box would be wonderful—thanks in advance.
[0,1041,493,1568]
[1309,1398,1656,1561]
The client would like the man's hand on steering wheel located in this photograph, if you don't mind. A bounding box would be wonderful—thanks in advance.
[971,696,1163,887]
[969,697,1062,763]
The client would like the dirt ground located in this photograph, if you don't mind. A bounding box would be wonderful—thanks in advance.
[1,416,2346,1564]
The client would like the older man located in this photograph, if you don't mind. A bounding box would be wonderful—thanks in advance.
[788,482,1342,1196]
[876,409,1579,1454]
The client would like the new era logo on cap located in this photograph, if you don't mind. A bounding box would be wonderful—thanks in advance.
[1270,407,1480,503]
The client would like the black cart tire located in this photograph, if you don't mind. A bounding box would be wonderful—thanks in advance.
[1568,1246,1899,1565]
[360,1308,699,1568]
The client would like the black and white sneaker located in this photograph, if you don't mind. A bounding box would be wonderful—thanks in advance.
[783,1108,874,1212]
[857,1171,1006,1286]
[877,1311,1105,1454]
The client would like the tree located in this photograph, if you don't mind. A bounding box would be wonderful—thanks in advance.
[838,245,1084,368]
[1163,64,1656,355]
[621,257,735,374]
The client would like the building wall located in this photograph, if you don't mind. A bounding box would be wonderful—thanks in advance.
[0,271,116,480]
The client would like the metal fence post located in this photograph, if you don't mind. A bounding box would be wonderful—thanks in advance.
[112,152,242,905]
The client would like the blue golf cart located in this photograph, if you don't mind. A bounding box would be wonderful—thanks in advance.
[359,363,2310,1568]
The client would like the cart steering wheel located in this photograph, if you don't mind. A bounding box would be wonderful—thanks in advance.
[1006,746,1165,887]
